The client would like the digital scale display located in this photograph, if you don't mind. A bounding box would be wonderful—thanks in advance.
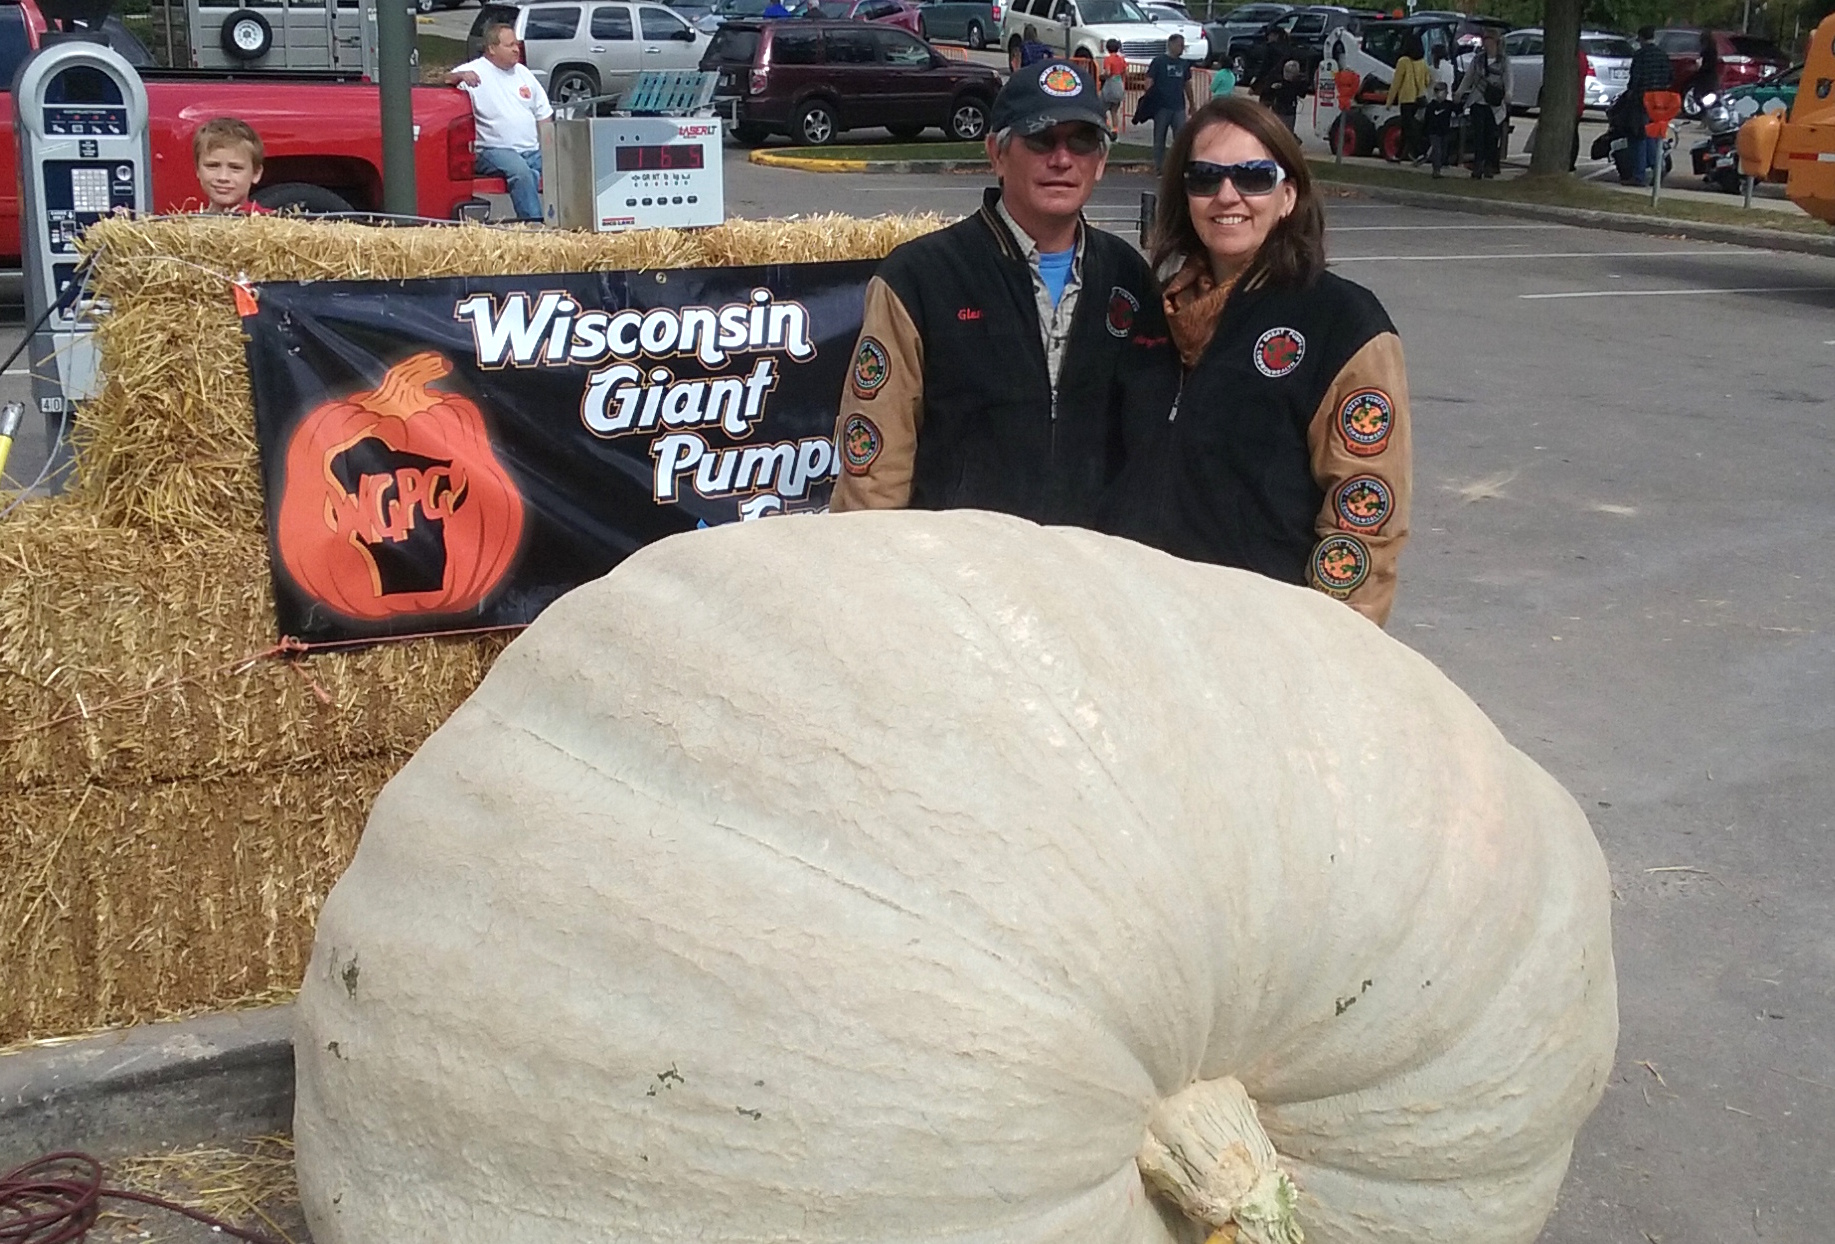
[613,143,705,172]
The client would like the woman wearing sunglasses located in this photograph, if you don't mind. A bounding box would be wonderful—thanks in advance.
[1108,96,1412,625]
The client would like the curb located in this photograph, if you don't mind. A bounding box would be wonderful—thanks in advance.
[747,150,1155,175]
[1311,177,1835,258]
[0,1005,294,1166]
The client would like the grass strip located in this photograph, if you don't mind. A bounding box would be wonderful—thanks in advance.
[1306,158,1830,236]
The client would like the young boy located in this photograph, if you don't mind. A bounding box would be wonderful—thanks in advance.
[193,118,269,214]
[1422,81,1458,178]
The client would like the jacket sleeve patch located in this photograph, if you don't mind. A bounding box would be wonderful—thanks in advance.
[1310,533,1371,597]
[1332,474,1394,534]
[851,337,891,398]
[840,413,883,475]
[1337,387,1394,456]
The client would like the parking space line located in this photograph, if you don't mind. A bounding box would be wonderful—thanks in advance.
[1330,224,1573,231]
[1332,248,1743,263]
[1521,286,1835,300]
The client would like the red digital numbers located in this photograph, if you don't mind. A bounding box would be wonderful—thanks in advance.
[614,144,706,172]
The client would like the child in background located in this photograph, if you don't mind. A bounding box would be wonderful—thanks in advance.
[194,117,269,214]
[1020,24,1052,67]
[1208,62,1236,99]
[1100,39,1128,132]
[1422,81,1457,177]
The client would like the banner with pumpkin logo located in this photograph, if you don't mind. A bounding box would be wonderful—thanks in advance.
[244,262,876,645]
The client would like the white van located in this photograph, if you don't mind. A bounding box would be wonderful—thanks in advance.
[515,2,712,106]
[1000,0,1205,69]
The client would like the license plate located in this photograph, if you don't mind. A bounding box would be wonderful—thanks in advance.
[1605,67,1628,81]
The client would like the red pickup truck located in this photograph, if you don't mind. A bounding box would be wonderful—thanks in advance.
[0,0,484,263]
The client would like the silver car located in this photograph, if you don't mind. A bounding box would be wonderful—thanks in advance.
[514,1,714,106]
[1502,28,1634,112]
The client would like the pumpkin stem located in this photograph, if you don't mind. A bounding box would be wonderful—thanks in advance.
[358,352,453,416]
[1137,1076,1304,1244]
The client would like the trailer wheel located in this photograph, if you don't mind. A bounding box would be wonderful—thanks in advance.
[254,183,356,215]
[221,8,272,60]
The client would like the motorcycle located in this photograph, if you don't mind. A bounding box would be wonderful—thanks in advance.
[1691,90,1753,193]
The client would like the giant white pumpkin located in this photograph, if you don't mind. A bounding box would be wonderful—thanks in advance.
[295,509,1617,1244]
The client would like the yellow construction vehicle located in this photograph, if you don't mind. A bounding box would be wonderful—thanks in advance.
[1737,12,1835,223]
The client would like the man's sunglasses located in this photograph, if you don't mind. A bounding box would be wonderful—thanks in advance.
[1021,126,1107,156]
[1183,159,1288,197]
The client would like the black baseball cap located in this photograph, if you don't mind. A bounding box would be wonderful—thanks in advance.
[991,60,1109,138]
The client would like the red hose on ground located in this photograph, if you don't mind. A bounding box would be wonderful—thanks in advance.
[0,1152,286,1244]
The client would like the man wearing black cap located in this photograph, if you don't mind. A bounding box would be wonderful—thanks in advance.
[829,59,1175,526]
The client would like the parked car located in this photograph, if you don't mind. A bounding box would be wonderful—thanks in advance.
[1228,4,1355,80]
[705,18,1001,144]
[1203,1,1292,69]
[1654,27,1790,92]
[814,0,924,33]
[512,1,713,106]
[917,0,1002,48]
[1001,0,1203,67]
[1141,1,1210,57]
[696,0,775,33]
[1500,28,1635,113]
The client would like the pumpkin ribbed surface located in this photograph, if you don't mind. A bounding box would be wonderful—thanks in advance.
[295,509,1617,1244]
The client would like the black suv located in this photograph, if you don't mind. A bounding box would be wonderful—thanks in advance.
[1227,4,1357,80]
[704,20,1002,146]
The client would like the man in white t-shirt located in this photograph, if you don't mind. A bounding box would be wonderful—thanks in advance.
[447,23,553,221]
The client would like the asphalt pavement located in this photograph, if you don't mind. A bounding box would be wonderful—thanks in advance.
[7,147,1834,1243]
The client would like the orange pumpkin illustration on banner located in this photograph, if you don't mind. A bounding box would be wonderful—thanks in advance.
[276,352,524,622]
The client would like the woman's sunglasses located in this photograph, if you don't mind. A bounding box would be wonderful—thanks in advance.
[1183,159,1288,197]
[1020,125,1107,156]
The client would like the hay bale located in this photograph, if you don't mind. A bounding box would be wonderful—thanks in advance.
[0,212,948,1044]
[1,756,400,1040]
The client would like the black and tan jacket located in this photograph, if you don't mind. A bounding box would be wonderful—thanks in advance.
[1107,269,1412,625]
[829,188,1177,526]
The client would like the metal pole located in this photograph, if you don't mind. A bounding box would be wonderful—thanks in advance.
[1650,133,1661,205]
[1742,172,1755,208]
[377,0,417,216]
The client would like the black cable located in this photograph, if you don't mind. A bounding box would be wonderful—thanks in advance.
[0,252,97,514]
[0,1151,287,1244]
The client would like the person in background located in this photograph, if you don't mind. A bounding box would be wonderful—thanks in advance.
[1421,79,1457,176]
[1020,24,1053,67]
[1625,25,1674,188]
[1109,95,1412,625]
[1455,30,1508,177]
[193,117,269,214]
[830,61,1175,525]
[1136,33,1198,173]
[1687,29,1721,109]
[1257,52,1305,131]
[1100,39,1130,133]
[447,22,553,221]
[1209,60,1237,100]
[1384,35,1430,162]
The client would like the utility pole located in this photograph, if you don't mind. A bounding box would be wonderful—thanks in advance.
[377,0,417,216]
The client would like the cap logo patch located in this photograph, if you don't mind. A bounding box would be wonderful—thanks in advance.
[1253,326,1305,378]
[1040,64,1082,97]
[1106,286,1138,337]
[851,336,890,397]
[1333,475,1393,532]
[841,414,882,475]
[1337,387,1393,456]
[1311,534,1370,597]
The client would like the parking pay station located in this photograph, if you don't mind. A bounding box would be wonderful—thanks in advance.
[15,40,151,443]
[541,73,725,232]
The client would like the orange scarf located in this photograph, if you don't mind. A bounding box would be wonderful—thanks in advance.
[1162,255,1239,371]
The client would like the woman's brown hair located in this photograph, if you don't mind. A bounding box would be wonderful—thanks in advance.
[1149,96,1326,290]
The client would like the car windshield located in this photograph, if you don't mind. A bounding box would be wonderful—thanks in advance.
[714,0,772,14]
[707,24,761,57]
[1080,0,1149,22]
[1581,36,1634,58]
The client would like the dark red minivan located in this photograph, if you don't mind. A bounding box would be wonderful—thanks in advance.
[704,19,1002,145]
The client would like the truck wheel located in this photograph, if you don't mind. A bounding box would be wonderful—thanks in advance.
[254,183,356,216]
[793,100,838,146]
[947,95,989,141]
[550,66,600,108]
[221,9,272,60]
[965,20,985,49]
[416,0,436,12]
[1230,51,1248,76]
[1378,118,1405,161]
